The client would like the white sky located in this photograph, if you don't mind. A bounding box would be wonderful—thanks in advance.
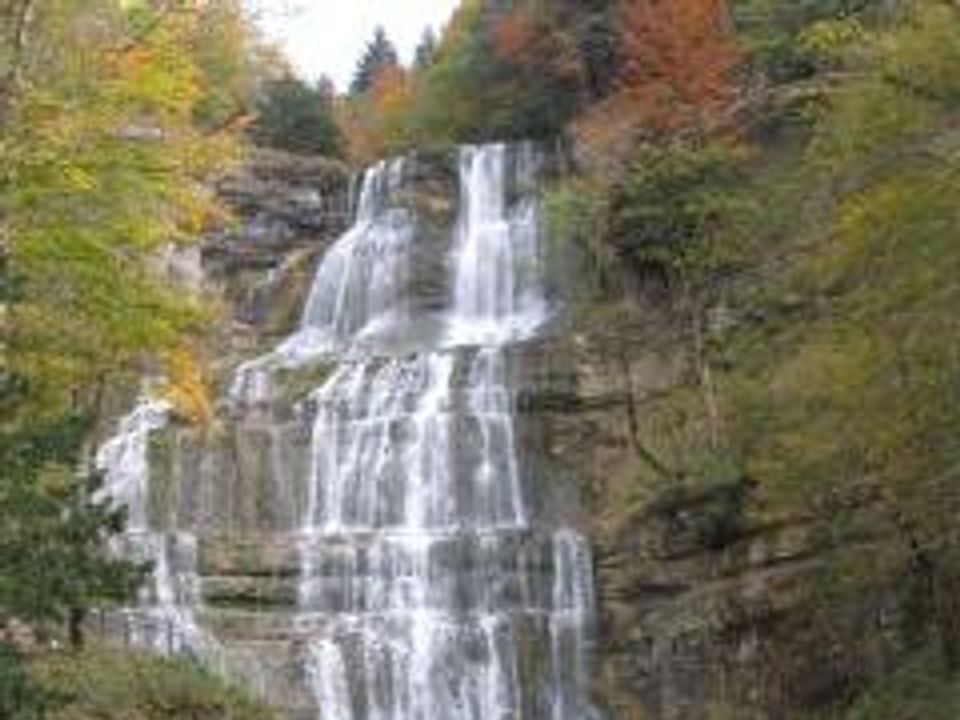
[250,1,462,91]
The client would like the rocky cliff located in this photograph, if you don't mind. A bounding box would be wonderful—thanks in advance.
[528,307,912,719]
[102,148,913,720]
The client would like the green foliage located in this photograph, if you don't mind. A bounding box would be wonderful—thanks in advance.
[251,77,342,156]
[0,370,144,715]
[0,374,144,630]
[729,0,960,509]
[189,0,262,130]
[543,176,616,296]
[413,0,583,143]
[0,0,259,419]
[566,3,960,704]
[31,647,274,720]
[350,26,399,95]
[818,651,960,720]
[0,1,262,713]
[700,0,960,674]
[608,140,754,282]
[338,0,591,160]
[733,0,887,81]
[0,643,59,720]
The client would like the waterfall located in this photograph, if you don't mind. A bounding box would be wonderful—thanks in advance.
[95,398,220,663]
[98,143,597,719]
[447,144,546,346]
[293,144,596,720]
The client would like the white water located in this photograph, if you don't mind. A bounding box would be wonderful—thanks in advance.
[292,145,596,720]
[96,397,221,664]
[447,144,546,346]
[230,158,416,405]
[98,143,597,719]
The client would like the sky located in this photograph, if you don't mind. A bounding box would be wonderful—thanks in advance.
[251,0,462,91]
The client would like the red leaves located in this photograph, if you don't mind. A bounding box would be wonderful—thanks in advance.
[576,0,742,172]
[617,0,741,132]
[492,5,583,82]
[493,8,540,65]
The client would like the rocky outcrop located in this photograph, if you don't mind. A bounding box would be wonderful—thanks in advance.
[103,146,913,720]
[202,149,352,339]
[527,306,914,720]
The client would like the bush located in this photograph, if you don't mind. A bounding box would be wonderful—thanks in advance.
[30,647,274,720]
[251,78,342,156]
[608,140,753,283]
[821,651,960,720]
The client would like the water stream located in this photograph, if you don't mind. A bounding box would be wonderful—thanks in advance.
[99,143,597,719]
[287,144,596,720]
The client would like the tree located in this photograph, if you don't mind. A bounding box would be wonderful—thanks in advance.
[618,0,740,128]
[575,0,742,172]
[576,0,620,99]
[733,0,893,81]
[0,0,262,709]
[0,263,144,709]
[251,76,343,156]
[0,394,144,644]
[190,0,261,131]
[337,63,413,165]
[414,26,438,69]
[715,0,960,672]
[0,0,259,420]
[350,26,399,95]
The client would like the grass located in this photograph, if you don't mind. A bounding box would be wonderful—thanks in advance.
[27,646,274,720]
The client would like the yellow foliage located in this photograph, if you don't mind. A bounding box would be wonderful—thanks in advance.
[1,0,256,418]
[159,347,215,429]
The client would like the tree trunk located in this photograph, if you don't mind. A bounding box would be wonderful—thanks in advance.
[68,607,86,650]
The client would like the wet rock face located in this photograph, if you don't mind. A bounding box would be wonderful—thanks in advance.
[526,310,914,720]
[102,143,912,720]
[206,149,353,272]
[114,144,599,719]
[202,149,352,336]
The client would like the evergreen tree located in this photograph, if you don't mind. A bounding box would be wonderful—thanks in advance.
[316,74,337,105]
[0,261,145,712]
[414,26,438,69]
[0,259,145,644]
[350,26,399,95]
[251,76,343,156]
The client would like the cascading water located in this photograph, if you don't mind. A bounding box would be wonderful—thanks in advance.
[95,398,219,662]
[290,144,597,720]
[98,143,598,719]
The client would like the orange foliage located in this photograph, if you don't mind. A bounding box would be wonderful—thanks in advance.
[370,65,411,121]
[160,346,214,429]
[493,8,540,65]
[336,65,412,165]
[618,0,740,128]
[492,5,583,83]
[576,0,742,170]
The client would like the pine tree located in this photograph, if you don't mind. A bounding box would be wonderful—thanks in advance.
[252,76,343,156]
[350,26,399,95]
[0,258,145,645]
[414,26,438,69]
